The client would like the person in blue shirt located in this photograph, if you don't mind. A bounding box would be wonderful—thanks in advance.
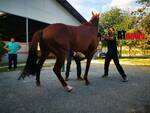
[102,27,128,82]
[5,38,21,70]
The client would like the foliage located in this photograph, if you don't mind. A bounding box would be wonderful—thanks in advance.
[100,7,136,33]
[140,13,150,34]
[99,6,150,57]
[126,28,150,50]
[136,0,150,6]
[131,0,150,30]
[0,41,7,62]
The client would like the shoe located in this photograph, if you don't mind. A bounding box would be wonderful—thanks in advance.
[65,78,69,81]
[102,74,108,78]
[122,76,128,82]
[77,77,83,81]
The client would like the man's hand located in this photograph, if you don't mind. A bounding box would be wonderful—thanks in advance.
[73,52,77,56]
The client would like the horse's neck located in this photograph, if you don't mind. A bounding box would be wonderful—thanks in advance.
[81,23,98,32]
[82,22,98,28]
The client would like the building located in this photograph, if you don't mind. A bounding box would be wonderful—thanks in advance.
[0,0,86,63]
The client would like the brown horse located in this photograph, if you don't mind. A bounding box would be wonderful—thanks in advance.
[18,12,100,92]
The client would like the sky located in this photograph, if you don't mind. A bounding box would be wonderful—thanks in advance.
[67,0,142,20]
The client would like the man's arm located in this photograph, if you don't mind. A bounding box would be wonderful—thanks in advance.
[101,34,114,41]
[17,43,21,50]
[18,44,21,50]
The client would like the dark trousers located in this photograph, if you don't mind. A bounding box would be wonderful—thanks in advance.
[8,54,17,69]
[104,54,126,77]
[65,56,81,79]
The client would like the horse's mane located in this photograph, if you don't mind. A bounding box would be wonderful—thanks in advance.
[81,22,92,26]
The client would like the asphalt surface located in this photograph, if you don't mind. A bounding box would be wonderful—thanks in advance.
[0,61,150,113]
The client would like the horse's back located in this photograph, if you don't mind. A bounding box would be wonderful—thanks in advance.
[42,23,72,51]
[42,23,99,54]
[67,25,98,53]
[43,23,68,38]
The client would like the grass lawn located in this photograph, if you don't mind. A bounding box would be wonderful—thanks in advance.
[0,58,149,73]
[97,58,150,66]
[0,63,54,73]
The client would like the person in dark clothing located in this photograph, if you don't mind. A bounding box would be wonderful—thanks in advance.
[65,49,83,81]
[102,27,128,82]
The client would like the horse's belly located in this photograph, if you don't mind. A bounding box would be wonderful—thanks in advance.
[73,45,89,53]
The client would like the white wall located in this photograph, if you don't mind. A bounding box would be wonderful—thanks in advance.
[0,0,80,25]
[0,0,83,64]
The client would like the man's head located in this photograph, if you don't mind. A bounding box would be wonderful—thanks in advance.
[107,27,115,35]
[10,38,15,42]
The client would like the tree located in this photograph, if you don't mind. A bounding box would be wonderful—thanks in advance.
[127,28,150,56]
[135,0,150,55]
[100,7,136,32]
[136,0,150,6]
[100,7,123,31]
[0,40,7,62]
[99,6,150,57]
[140,13,150,34]
[131,0,150,26]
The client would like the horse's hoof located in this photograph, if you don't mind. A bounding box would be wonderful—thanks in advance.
[36,82,41,87]
[65,85,73,92]
[85,81,90,85]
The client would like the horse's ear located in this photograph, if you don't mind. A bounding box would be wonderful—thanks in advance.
[92,11,95,16]
[96,12,100,16]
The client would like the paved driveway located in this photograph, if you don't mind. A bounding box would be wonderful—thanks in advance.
[0,61,150,113]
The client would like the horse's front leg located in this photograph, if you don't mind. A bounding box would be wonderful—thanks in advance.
[84,58,92,85]
[53,56,73,92]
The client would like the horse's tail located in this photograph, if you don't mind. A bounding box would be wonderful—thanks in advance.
[18,30,42,80]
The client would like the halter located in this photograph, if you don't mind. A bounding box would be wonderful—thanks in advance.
[97,17,102,37]
[89,12,101,37]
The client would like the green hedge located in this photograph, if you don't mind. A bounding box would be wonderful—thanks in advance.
[0,41,7,62]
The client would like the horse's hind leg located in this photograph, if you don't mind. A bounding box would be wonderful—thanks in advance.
[53,55,73,92]
[36,51,49,86]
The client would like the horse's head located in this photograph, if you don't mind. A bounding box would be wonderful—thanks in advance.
[89,11,100,26]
